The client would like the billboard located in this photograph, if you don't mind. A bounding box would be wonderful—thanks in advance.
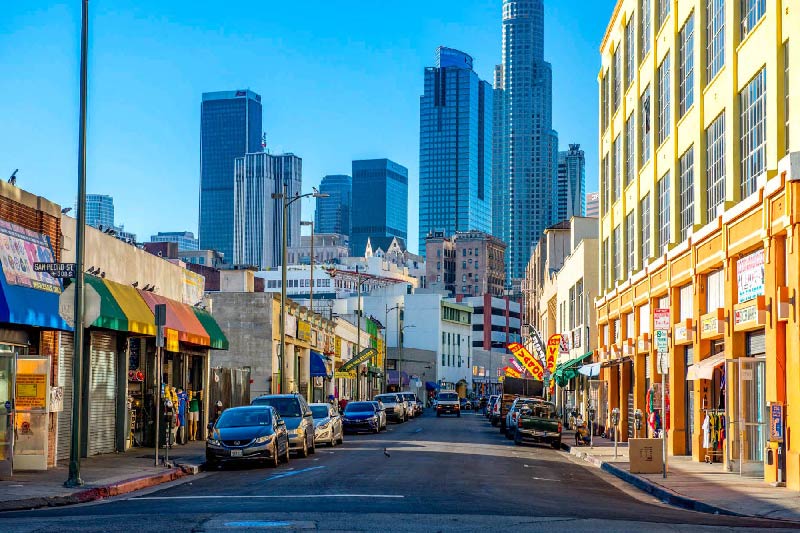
[0,220,60,293]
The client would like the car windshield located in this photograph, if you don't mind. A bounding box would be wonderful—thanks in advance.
[310,405,329,419]
[437,393,458,401]
[374,395,397,403]
[252,397,302,418]
[401,394,415,402]
[215,408,272,428]
[522,403,556,417]
[345,402,375,414]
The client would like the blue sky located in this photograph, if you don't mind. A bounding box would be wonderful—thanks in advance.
[1,1,614,252]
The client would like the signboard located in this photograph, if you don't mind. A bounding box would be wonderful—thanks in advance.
[49,386,64,412]
[733,305,759,327]
[0,220,61,293]
[15,373,47,409]
[33,262,75,278]
[334,337,342,361]
[284,314,297,338]
[339,347,377,372]
[702,316,719,334]
[529,329,546,359]
[334,370,356,379]
[654,308,670,330]
[545,334,561,373]
[737,249,765,303]
[657,352,669,374]
[58,282,101,329]
[297,321,312,342]
[182,269,205,306]
[507,342,544,380]
[655,329,668,354]
[770,403,785,443]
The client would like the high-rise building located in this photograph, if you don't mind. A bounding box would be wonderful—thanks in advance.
[233,152,302,269]
[585,192,599,218]
[425,230,506,297]
[350,159,408,256]
[149,231,199,251]
[492,64,509,251]
[85,194,115,229]
[496,0,559,285]
[418,47,493,256]
[556,144,586,221]
[314,174,352,236]
[199,90,263,262]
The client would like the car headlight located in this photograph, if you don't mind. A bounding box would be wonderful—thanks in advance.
[369,416,378,422]
[254,435,272,444]
[317,421,330,430]
[207,438,221,446]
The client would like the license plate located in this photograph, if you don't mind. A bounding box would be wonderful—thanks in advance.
[230,449,242,457]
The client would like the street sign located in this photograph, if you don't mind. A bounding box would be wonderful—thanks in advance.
[58,282,101,328]
[34,262,76,278]
[655,329,668,353]
[654,308,670,330]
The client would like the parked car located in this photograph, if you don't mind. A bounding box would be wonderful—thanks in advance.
[369,400,388,431]
[309,403,344,447]
[342,401,381,433]
[505,397,539,439]
[251,393,316,457]
[459,397,473,411]
[205,405,290,468]
[435,391,460,417]
[400,392,422,417]
[514,399,563,449]
[374,393,407,423]
[489,396,502,426]
[486,395,499,418]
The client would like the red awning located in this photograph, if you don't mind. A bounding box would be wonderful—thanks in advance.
[138,291,210,347]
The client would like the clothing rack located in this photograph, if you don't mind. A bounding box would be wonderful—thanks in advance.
[702,409,725,464]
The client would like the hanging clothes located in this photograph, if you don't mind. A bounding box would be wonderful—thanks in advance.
[702,413,710,448]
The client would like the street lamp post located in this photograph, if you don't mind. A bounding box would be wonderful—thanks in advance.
[301,220,314,314]
[272,187,328,394]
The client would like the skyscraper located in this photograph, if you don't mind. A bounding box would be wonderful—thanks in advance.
[496,0,559,285]
[314,174,352,236]
[199,90,263,262]
[418,47,493,256]
[149,231,199,251]
[350,159,408,256]
[585,192,599,218]
[85,194,115,229]
[233,152,302,269]
[556,144,586,221]
[492,64,509,252]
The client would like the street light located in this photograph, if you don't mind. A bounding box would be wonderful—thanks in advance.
[300,220,314,314]
[272,187,328,394]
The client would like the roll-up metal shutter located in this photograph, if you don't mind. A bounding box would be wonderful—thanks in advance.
[89,332,117,456]
[57,332,74,463]
[645,353,651,379]
[746,331,766,357]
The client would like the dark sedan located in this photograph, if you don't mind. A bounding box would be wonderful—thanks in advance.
[205,406,290,468]
[341,402,380,434]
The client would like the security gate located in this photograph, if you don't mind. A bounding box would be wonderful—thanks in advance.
[727,357,767,477]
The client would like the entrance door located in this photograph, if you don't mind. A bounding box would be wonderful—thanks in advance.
[0,349,14,477]
[731,357,767,477]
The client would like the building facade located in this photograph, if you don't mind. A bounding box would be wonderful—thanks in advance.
[149,231,199,251]
[199,90,263,261]
[557,144,587,221]
[425,230,506,297]
[350,159,408,257]
[418,46,493,256]
[288,233,350,266]
[458,294,521,352]
[85,194,114,229]
[315,174,352,237]
[596,0,800,489]
[586,192,600,217]
[496,0,559,285]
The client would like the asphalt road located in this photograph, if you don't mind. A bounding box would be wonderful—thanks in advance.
[1,410,797,532]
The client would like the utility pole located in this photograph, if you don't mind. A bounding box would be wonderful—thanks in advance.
[356,265,361,401]
[279,183,288,393]
[65,0,89,488]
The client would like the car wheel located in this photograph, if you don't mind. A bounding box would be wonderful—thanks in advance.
[298,435,309,458]
[309,434,316,455]
[269,443,279,468]
[205,456,218,470]
[551,438,562,450]
[280,439,290,463]
[337,433,344,445]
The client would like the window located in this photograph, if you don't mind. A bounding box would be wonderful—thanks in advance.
[679,147,695,241]
[785,42,791,155]
[657,54,671,145]
[601,154,609,215]
[641,193,651,264]
[639,303,651,335]
[576,279,584,325]
[740,68,767,199]
[679,284,693,321]
[569,286,576,329]
[602,70,609,131]
[706,0,725,80]
[625,114,635,187]
[602,237,609,290]
[657,0,670,28]
[626,210,635,274]
[741,0,766,39]
[613,45,622,111]
[706,269,725,310]
[657,173,671,255]
[706,112,726,221]
[641,0,652,62]
[462,261,467,268]
[641,85,651,165]
[613,225,622,282]
[626,17,635,87]
[613,135,622,200]
[679,12,695,117]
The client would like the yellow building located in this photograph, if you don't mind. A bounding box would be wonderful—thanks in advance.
[596,0,799,488]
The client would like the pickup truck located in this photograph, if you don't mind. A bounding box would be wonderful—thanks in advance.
[513,399,562,449]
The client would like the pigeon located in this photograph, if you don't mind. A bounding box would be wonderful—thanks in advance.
[383,448,390,458]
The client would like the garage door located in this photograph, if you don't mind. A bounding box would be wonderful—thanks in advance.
[89,332,117,456]
[57,333,74,463]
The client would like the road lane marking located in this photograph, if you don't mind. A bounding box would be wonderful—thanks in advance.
[224,521,292,528]
[413,428,422,433]
[134,494,404,500]
[267,465,326,481]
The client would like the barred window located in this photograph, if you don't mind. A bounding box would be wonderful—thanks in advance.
[614,135,622,200]
[641,193,651,264]
[641,0,652,62]
[679,12,695,117]
[741,0,766,39]
[658,54,671,145]
[706,112,726,221]
[641,85,651,165]
[626,210,635,274]
[679,147,695,241]
[613,46,622,111]
[785,42,790,155]
[613,225,622,283]
[601,154,609,215]
[657,173,671,255]
[626,18,636,87]
[706,0,725,80]
[626,114,635,187]
[657,0,670,28]
[740,68,767,199]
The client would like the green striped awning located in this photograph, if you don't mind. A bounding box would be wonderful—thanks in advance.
[192,308,229,350]
[85,275,129,332]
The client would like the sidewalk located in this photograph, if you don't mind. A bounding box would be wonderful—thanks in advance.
[562,431,800,523]
[0,441,205,513]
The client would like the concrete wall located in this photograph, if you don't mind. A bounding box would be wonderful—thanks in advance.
[220,270,255,293]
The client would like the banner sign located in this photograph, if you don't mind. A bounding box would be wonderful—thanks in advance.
[334,370,356,379]
[545,334,561,373]
[0,220,61,293]
[504,366,521,378]
[507,342,544,381]
[339,347,377,372]
[509,358,524,375]
[737,249,765,303]
[529,330,546,359]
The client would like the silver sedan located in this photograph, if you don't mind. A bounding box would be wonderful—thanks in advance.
[310,403,344,447]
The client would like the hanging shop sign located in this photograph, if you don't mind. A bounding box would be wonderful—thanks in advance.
[0,221,61,293]
[700,310,725,339]
[507,342,544,381]
[15,373,47,409]
[673,320,692,345]
[545,335,561,373]
[339,347,377,372]
[737,249,765,303]
[297,321,312,342]
[334,370,356,379]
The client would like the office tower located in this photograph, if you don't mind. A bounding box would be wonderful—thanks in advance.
[314,174,352,236]
[199,90,263,262]
[149,231,199,251]
[85,194,115,229]
[418,46,493,256]
[497,0,559,285]
[350,159,408,256]
[556,144,587,221]
[585,192,599,218]
[492,64,509,249]
[233,152,302,269]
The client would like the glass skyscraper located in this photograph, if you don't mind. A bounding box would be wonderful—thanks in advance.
[496,0,559,284]
[418,47,492,257]
[149,231,199,251]
[556,144,586,221]
[314,174,352,237]
[199,90,263,262]
[85,194,115,229]
[350,159,408,256]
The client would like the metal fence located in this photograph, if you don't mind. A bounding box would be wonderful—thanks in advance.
[209,367,251,411]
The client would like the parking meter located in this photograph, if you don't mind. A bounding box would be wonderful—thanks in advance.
[611,407,620,427]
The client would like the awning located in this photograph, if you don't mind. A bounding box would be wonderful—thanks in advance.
[554,352,593,387]
[102,279,156,336]
[425,381,439,391]
[686,353,725,380]
[578,362,601,378]
[192,308,229,350]
[85,276,128,332]
[310,350,331,378]
[138,291,210,348]
[388,370,409,386]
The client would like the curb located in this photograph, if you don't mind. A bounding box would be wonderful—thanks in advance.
[0,462,203,513]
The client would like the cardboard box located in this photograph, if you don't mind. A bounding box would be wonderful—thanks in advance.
[628,438,664,474]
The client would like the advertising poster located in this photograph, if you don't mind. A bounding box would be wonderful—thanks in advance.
[0,220,60,293]
[737,249,765,303]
